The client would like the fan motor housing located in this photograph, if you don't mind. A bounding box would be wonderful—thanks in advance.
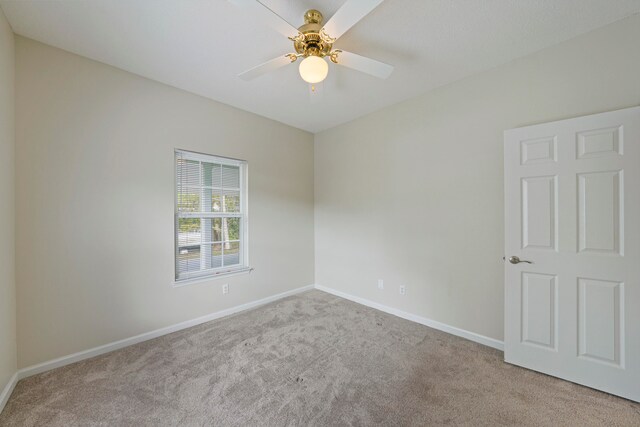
[293,9,333,57]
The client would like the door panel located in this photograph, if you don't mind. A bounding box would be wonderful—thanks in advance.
[504,106,640,402]
[576,126,622,159]
[577,171,622,255]
[521,176,558,250]
[520,136,557,165]
[577,278,623,367]
[521,272,557,350]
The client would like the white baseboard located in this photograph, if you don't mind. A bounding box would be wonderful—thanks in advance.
[16,284,315,381]
[0,372,18,414]
[314,284,504,351]
[5,282,501,413]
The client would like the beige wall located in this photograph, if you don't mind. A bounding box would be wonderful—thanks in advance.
[314,15,640,342]
[0,7,16,392]
[15,37,314,368]
[9,13,640,369]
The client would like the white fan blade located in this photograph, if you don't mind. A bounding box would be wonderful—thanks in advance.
[238,55,293,81]
[333,51,393,79]
[228,0,299,39]
[323,0,385,40]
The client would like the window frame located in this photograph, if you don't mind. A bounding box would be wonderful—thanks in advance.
[174,149,249,285]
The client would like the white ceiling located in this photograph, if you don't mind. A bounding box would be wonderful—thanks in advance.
[1,0,639,133]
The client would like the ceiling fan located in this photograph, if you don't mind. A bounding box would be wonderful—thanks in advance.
[229,0,393,84]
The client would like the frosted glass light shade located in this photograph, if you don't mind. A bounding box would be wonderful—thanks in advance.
[298,56,328,84]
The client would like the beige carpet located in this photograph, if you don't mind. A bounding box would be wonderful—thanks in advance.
[1,290,639,426]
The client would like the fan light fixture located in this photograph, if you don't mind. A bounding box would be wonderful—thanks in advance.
[233,1,394,85]
[298,56,328,83]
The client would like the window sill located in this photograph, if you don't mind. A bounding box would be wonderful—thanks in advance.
[172,267,253,288]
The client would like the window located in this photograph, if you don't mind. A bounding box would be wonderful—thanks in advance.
[175,150,248,282]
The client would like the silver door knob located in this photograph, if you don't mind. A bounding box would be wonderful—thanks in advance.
[508,255,533,264]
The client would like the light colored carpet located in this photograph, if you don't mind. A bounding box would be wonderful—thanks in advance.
[1,290,639,426]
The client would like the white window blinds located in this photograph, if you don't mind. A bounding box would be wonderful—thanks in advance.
[175,150,248,281]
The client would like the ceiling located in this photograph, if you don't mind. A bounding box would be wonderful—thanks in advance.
[1,0,639,133]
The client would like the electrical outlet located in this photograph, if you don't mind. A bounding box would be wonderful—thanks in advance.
[399,285,406,295]
[378,279,384,290]
[222,283,229,295]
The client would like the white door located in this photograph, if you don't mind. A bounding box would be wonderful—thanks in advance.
[504,106,640,402]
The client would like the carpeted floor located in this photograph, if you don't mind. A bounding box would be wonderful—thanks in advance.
[1,290,639,426]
